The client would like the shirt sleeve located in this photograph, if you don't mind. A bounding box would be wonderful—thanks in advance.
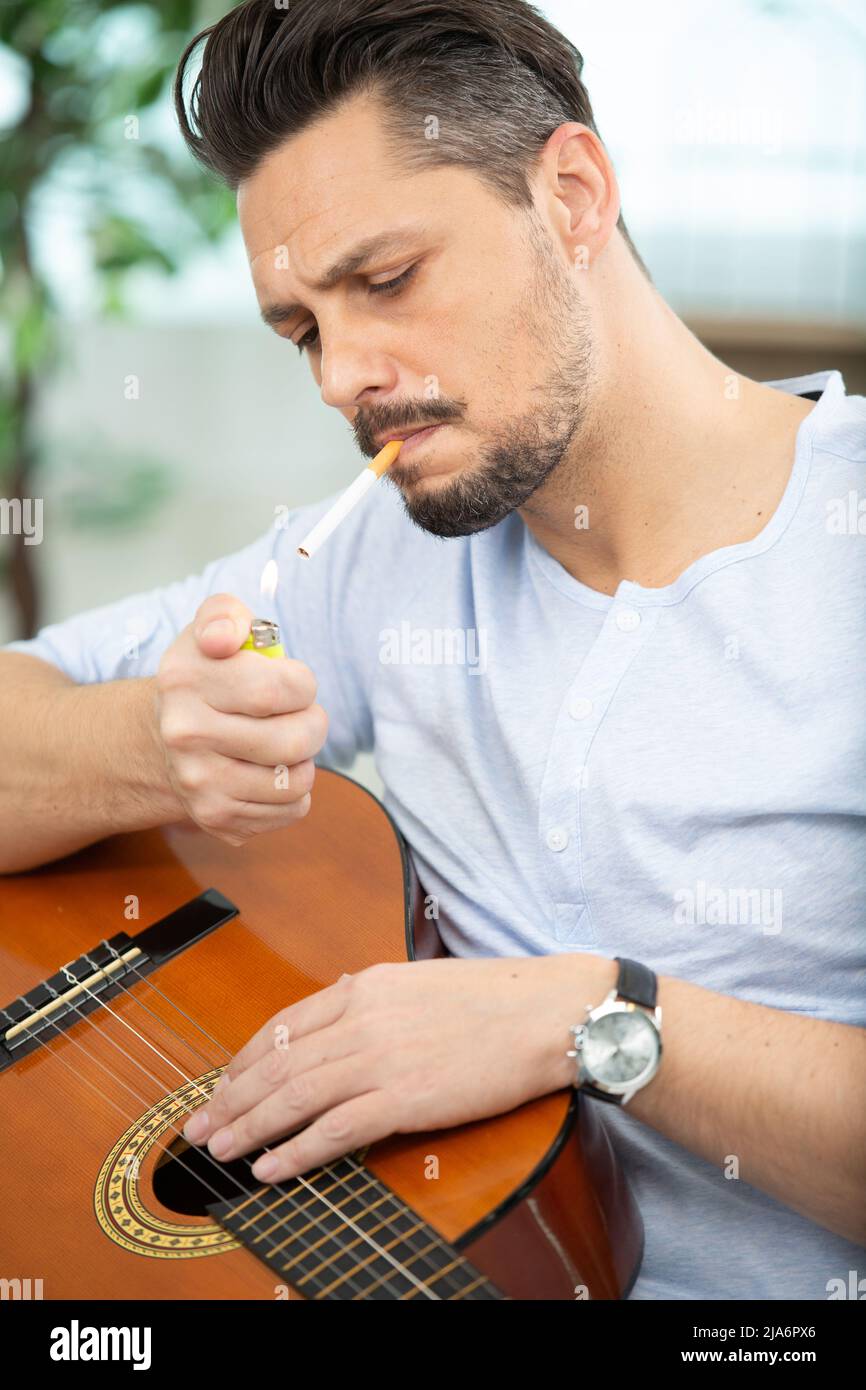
[0,488,388,770]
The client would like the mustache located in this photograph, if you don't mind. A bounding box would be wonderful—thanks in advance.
[353,397,464,455]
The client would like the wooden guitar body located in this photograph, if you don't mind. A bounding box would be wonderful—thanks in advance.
[0,770,642,1299]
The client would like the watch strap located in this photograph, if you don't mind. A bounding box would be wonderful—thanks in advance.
[614,956,657,1009]
[580,1081,622,1103]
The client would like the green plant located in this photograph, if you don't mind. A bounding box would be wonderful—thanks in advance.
[0,0,235,637]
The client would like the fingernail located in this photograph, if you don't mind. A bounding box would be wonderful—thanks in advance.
[201,619,234,641]
[208,1127,233,1159]
[184,1111,209,1143]
[253,1154,278,1181]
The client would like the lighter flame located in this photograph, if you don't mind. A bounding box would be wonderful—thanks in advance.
[260,559,279,602]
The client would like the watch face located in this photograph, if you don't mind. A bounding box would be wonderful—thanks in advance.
[584,1010,659,1088]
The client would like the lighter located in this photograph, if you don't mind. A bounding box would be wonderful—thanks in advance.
[240,617,285,659]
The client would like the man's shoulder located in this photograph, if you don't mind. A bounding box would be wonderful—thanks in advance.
[790,369,866,466]
[815,390,866,466]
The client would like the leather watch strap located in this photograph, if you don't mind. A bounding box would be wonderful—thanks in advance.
[580,1084,620,1103]
[614,956,657,1009]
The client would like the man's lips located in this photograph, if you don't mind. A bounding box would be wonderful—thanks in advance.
[372,423,447,452]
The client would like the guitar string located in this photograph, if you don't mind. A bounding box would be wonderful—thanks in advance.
[99,943,233,1069]
[0,999,364,1295]
[1,994,437,1302]
[14,949,476,1301]
[99,943,475,1292]
[84,949,469,1296]
[54,964,447,1302]
[5,935,484,1300]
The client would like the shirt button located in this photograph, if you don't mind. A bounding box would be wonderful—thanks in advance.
[615,606,641,632]
[546,826,569,852]
[569,696,593,720]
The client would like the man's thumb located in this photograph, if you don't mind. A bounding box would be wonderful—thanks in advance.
[194,601,250,658]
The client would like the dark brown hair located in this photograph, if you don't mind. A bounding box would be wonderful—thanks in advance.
[174,0,649,276]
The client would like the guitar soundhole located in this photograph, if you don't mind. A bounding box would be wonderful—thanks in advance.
[153,1136,260,1216]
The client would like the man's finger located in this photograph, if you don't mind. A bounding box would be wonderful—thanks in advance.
[186,1021,352,1144]
[217,978,353,1088]
[203,1056,367,1164]
[193,593,255,659]
[201,655,318,717]
[250,1091,394,1183]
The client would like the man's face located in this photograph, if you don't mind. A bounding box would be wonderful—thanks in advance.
[239,92,593,536]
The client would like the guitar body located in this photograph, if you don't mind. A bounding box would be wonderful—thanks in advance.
[0,769,642,1300]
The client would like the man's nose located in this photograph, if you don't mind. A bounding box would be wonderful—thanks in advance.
[318,326,400,411]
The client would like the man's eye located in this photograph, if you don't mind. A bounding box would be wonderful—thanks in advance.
[295,326,320,355]
[368,263,418,297]
[294,264,418,353]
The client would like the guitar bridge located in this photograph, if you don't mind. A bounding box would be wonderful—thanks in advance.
[0,887,238,1069]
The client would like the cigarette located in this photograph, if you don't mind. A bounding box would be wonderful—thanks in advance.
[297,438,404,559]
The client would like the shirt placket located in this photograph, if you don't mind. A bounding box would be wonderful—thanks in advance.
[538,598,660,946]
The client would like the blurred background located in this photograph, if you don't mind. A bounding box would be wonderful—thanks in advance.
[1,0,864,740]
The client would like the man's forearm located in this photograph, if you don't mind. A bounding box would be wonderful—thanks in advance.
[0,654,183,873]
[548,955,866,1245]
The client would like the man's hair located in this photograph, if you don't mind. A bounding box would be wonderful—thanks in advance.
[174,0,649,277]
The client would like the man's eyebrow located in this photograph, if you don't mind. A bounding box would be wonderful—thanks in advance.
[259,229,425,329]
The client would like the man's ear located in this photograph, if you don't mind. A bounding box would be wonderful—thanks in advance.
[536,121,621,269]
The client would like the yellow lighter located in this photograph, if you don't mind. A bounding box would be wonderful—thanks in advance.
[240,617,285,659]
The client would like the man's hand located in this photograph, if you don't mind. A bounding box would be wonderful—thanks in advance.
[182,954,613,1182]
[153,592,328,846]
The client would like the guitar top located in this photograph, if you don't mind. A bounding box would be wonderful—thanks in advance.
[0,769,642,1300]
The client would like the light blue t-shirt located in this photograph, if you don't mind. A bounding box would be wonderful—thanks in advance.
[4,369,865,1299]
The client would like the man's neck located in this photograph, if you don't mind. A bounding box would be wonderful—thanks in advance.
[519,285,817,595]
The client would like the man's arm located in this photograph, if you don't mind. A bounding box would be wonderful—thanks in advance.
[0,593,328,875]
[0,653,182,873]
[177,950,866,1248]
[613,965,866,1246]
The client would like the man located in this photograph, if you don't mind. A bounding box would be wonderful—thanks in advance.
[1,0,864,1301]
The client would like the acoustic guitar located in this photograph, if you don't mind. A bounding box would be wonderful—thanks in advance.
[0,768,642,1300]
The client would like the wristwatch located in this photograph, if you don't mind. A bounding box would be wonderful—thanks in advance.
[566,956,662,1105]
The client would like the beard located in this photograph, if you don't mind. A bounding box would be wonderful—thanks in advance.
[364,216,595,539]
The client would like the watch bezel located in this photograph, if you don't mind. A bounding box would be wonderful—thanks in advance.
[574,996,662,1098]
